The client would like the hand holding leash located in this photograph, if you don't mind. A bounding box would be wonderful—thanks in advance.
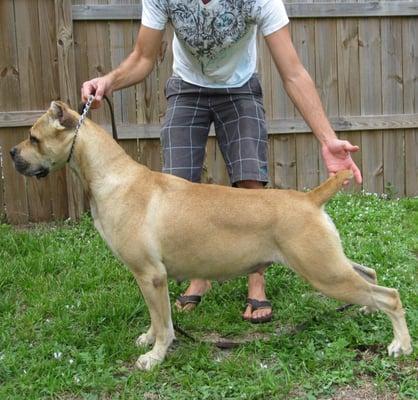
[81,75,114,109]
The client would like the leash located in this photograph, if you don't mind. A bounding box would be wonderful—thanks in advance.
[103,95,118,141]
[173,303,354,349]
[67,94,95,163]
[68,94,119,163]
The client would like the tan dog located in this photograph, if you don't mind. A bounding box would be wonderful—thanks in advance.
[10,101,412,370]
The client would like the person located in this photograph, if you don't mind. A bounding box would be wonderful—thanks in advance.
[81,0,362,324]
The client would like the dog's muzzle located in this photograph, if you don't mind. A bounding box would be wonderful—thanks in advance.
[10,147,50,179]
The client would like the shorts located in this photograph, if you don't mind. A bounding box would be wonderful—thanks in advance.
[160,74,269,185]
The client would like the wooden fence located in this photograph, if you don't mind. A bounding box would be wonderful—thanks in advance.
[0,0,417,224]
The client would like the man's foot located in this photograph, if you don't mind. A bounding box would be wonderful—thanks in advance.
[175,279,211,311]
[243,298,273,323]
[242,272,272,323]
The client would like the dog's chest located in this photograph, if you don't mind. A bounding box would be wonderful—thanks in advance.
[90,202,123,260]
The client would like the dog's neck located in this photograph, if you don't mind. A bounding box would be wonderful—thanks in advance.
[68,119,145,199]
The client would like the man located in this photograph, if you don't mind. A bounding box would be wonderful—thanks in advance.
[81,0,362,323]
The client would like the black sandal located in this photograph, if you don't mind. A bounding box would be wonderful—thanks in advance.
[244,298,273,324]
[175,294,202,311]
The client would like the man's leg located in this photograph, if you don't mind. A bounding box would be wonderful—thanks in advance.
[212,75,272,322]
[160,77,212,312]
[178,181,271,320]
[235,180,272,322]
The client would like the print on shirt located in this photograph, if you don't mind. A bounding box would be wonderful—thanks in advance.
[167,0,261,62]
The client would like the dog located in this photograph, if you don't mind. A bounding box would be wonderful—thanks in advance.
[10,101,412,370]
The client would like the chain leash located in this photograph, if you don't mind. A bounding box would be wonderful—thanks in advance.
[67,95,95,163]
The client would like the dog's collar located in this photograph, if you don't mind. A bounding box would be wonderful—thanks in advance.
[67,95,94,163]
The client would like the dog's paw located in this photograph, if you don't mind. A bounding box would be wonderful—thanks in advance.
[135,352,163,371]
[360,305,377,315]
[135,332,155,347]
[387,339,413,358]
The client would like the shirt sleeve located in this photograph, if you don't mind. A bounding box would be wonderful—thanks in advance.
[257,0,289,37]
[141,0,168,31]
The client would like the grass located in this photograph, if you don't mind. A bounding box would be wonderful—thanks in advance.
[0,193,417,399]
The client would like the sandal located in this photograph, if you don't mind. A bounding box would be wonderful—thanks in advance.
[243,298,272,324]
[175,294,202,311]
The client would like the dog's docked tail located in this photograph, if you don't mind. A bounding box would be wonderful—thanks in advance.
[307,170,353,206]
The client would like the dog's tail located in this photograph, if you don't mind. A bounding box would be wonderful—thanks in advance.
[307,170,353,206]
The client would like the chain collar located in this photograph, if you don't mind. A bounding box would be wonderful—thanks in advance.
[67,95,95,163]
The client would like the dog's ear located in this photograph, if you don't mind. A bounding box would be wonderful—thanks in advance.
[49,101,77,130]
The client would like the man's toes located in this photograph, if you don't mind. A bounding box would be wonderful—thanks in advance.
[252,308,271,320]
[242,305,252,320]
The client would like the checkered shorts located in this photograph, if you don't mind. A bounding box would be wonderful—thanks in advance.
[161,74,269,185]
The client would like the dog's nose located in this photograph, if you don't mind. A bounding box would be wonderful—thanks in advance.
[10,147,17,159]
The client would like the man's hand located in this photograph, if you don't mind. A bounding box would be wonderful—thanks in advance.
[321,138,362,184]
[81,74,114,109]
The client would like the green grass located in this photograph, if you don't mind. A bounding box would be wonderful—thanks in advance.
[0,193,417,399]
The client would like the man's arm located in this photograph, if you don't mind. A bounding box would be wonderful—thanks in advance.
[265,26,362,184]
[81,26,165,107]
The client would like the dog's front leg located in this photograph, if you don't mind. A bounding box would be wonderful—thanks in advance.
[132,267,175,370]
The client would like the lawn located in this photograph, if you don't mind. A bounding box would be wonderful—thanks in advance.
[0,193,417,399]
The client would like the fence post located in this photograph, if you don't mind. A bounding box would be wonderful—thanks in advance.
[54,0,85,219]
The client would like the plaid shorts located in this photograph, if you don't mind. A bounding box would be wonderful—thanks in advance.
[161,74,269,185]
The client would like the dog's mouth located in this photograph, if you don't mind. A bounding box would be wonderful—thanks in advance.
[13,158,50,179]
[32,167,50,179]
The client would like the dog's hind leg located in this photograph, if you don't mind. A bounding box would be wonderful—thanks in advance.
[351,261,379,314]
[284,241,412,357]
[324,269,411,356]
[131,264,175,370]
[351,262,377,284]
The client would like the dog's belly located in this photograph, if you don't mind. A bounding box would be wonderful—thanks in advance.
[162,240,284,281]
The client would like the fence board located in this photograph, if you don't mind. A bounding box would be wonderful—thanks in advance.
[0,1,29,223]
[39,0,68,219]
[293,15,320,190]
[0,129,29,224]
[109,1,138,125]
[203,138,229,186]
[315,12,339,182]
[71,2,418,20]
[4,111,417,133]
[15,0,53,222]
[138,139,161,172]
[382,17,405,197]
[56,0,85,219]
[359,14,383,194]
[109,0,139,162]
[262,22,297,189]
[85,0,112,125]
[403,17,418,196]
[337,0,362,192]
[273,134,297,189]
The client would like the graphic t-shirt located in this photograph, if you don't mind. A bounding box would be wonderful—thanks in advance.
[142,0,289,87]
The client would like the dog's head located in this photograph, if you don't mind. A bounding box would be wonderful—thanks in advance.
[10,101,78,179]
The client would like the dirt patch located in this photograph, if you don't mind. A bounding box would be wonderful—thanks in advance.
[290,376,399,400]
[319,376,398,400]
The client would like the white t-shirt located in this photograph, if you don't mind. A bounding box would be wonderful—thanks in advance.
[142,0,289,88]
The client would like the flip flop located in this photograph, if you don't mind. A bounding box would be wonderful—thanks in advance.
[175,294,202,311]
[243,298,273,324]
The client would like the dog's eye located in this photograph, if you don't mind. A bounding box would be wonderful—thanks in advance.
[29,135,39,145]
